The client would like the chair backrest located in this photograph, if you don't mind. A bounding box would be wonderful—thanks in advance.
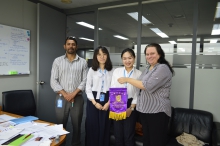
[2,90,36,116]
[170,108,213,144]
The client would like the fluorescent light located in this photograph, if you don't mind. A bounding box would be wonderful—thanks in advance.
[211,24,220,35]
[177,38,200,41]
[215,2,220,18]
[204,38,220,41]
[76,22,102,30]
[150,28,169,38]
[113,35,129,40]
[127,12,152,24]
[79,37,94,41]
[210,39,218,43]
[169,41,177,44]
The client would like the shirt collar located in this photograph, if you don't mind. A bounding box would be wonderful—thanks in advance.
[147,63,159,69]
[123,66,134,74]
[64,53,79,61]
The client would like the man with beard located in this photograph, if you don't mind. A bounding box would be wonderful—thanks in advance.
[50,36,88,146]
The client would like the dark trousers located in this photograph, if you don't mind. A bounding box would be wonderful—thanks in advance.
[113,98,137,146]
[140,112,170,146]
[85,91,111,146]
[55,94,84,146]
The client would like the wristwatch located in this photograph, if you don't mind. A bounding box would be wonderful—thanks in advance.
[130,107,134,111]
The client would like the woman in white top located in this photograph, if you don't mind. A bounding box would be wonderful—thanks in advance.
[111,48,142,146]
[85,46,114,146]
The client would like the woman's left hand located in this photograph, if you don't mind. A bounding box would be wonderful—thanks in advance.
[118,77,127,84]
[102,102,109,111]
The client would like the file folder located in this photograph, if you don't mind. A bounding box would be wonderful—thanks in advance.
[10,116,38,125]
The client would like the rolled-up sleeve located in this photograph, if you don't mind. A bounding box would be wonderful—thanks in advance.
[50,59,63,92]
[142,65,171,94]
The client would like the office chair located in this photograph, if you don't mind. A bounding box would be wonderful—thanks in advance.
[2,90,36,116]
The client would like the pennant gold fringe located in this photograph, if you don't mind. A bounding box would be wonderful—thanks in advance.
[109,111,126,121]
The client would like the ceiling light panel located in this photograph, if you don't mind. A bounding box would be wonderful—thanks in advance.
[204,38,220,41]
[211,24,220,35]
[127,12,152,24]
[169,41,177,44]
[150,28,169,38]
[177,38,200,41]
[210,39,218,43]
[79,37,94,41]
[113,35,129,40]
[76,22,102,30]
[215,2,220,19]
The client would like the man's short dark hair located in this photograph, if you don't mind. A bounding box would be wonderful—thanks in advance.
[65,36,77,45]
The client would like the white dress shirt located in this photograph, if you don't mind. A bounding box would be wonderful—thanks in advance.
[86,67,114,100]
[111,67,142,104]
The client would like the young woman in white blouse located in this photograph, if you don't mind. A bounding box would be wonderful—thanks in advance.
[111,48,142,146]
[85,46,114,146]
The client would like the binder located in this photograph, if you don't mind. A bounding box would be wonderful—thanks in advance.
[10,116,39,125]
[2,134,34,145]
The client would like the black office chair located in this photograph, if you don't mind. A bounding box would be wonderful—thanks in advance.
[2,90,36,116]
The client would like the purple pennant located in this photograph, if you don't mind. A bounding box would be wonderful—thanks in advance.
[109,88,127,113]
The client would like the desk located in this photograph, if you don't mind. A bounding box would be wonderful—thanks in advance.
[0,110,66,146]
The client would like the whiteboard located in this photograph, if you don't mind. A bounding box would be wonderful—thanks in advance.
[0,24,30,75]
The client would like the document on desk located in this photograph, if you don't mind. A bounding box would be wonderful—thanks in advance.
[0,114,16,123]
[0,121,16,132]
[37,124,69,138]
[0,128,24,140]
[22,140,43,146]
[22,136,47,146]
[19,124,49,134]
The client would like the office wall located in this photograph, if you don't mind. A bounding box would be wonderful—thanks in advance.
[194,69,220,122]
[0,0,37,105]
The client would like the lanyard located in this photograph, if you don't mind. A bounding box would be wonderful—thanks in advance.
[99,69,106,92]
[124,69,133,87]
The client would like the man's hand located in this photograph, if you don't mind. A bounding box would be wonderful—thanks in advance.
[63,93,74,102]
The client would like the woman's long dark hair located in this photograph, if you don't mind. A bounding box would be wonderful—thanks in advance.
[92,46,113,71]
[144,43,174,75]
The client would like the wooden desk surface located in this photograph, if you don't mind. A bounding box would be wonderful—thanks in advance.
[0,110,66,146]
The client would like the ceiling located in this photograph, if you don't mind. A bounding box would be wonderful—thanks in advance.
[29,0,220,52]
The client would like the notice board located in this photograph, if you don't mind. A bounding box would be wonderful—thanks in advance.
[0,24,30,75]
